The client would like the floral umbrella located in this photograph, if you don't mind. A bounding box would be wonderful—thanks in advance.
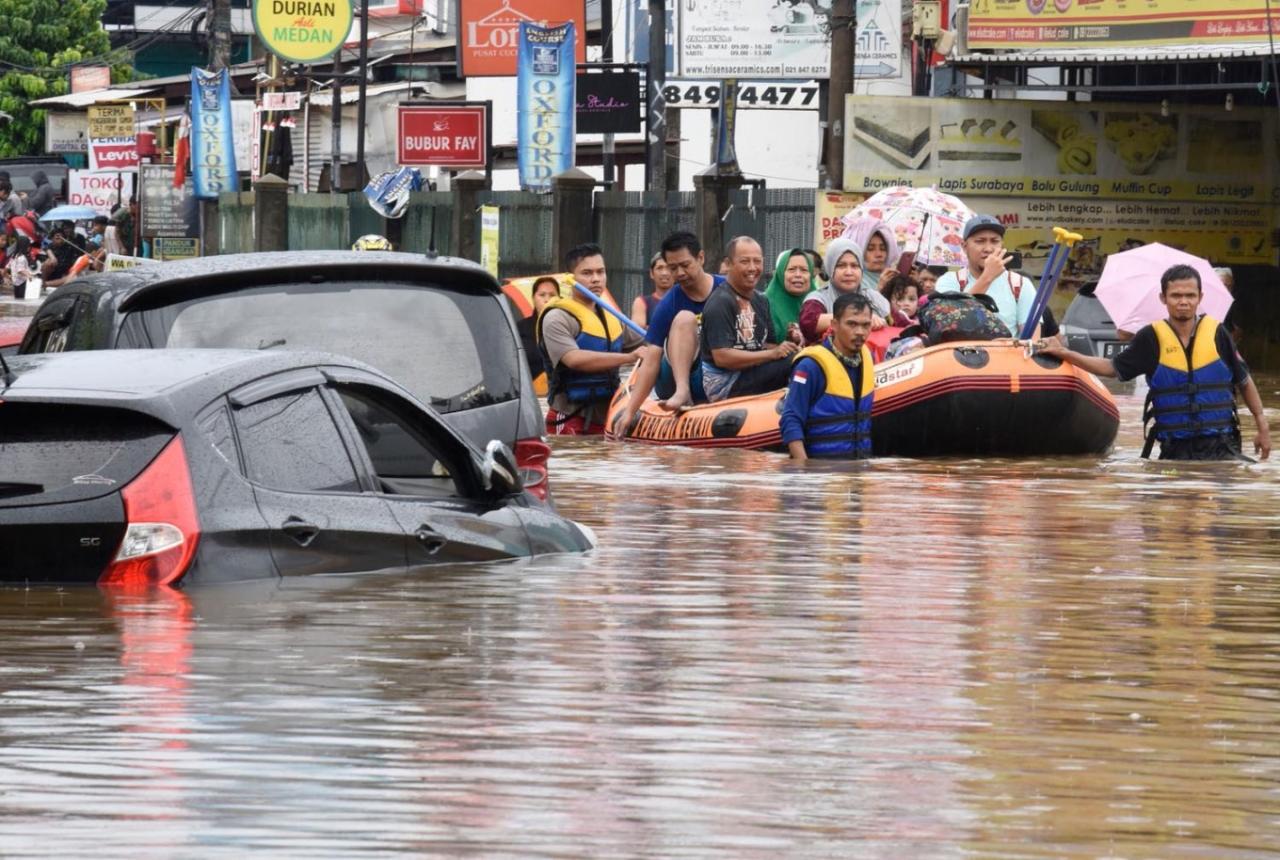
[841,186,974,267]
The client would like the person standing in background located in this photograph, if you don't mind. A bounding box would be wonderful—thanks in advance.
[631,252,674,327]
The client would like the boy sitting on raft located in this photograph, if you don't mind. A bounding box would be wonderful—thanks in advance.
[781,292,877,461]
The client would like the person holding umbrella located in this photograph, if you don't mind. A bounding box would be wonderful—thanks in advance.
[1038,264,1269,461]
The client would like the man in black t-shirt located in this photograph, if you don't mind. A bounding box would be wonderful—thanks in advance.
[41,227,82,289]
[1039,264,1269,460]
[699,236,799,402]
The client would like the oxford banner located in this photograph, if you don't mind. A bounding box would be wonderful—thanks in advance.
[517,21,575,192]
[191,67,239,200]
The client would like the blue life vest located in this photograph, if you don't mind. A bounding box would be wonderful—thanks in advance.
[1145,315,1237,445]
[536,297,625,404]
[792,341,875,458]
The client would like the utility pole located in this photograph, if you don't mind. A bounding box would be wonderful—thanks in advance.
[354,0,371,187]
[645,0,667,192]
[331,51,343,193]
[823,0,854,189]
[208,0,232,71]
[600,0,615,186]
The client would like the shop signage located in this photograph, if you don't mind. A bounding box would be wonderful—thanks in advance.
[396,103,490,168]
[45,112,89,153]
[191,67,239,199]
[480,205,499,277]
[842,94,1280,270]
[67,170,136,216]
[140,163,199,239]
[457,0,586,77]
[252,0,353,63]
[70,65,111,94]
[516,21,575,190]
[660,79,822,110]
[261,91,303,111]
[88,104,134,139]
[843,95,1280,205]
[677,0,901,80]
[575,71,641,134]
[968,0,1280,50]
[154,237,202,260]
[88,138,139,170]
[813,190,867,260]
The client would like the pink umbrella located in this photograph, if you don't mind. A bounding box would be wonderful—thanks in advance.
[1094,243,1233,334]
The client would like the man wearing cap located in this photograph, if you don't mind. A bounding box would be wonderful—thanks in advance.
[935,214,1038,336]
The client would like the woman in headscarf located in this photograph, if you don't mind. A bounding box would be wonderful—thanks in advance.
[798,238,888,345]
[842,215,901,297]
[763,248,817,345]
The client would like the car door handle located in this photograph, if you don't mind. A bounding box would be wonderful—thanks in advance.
[414,525,448,556]
[281,517,320,547]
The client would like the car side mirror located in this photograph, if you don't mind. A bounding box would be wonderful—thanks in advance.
[481,440,523,497]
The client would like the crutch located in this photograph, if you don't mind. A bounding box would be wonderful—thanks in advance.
[1018,226,1083,340]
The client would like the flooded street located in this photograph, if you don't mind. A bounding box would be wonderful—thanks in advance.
[2,381,1279,857]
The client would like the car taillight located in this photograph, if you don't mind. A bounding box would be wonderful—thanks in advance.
[99,435,200,589]
[515,437,551,502]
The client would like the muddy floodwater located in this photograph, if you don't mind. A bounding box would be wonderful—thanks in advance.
[2,378,1278,858]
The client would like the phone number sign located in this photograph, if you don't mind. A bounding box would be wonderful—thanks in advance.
[661,79,821,110]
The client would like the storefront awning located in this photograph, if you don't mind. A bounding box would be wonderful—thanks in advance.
[951,42,1280,66]
[30,86,160,108]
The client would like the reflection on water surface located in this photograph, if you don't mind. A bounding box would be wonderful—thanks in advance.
[1,382,1278,857]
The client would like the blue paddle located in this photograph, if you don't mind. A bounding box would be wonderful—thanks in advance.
[572,281,649,339]
[1019,227,1083,340]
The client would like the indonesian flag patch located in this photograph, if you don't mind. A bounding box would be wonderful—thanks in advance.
[794,370,808,385]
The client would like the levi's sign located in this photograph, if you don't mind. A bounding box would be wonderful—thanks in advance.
[253,0,352,63]
[397,105,489,169]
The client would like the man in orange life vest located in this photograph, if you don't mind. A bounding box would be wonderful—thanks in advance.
[1040,264,1270,461]
[781,292,877,461]
[536,243,644,435]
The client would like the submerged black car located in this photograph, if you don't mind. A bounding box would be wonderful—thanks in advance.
[18,251,553,499]
[0,350,593,587]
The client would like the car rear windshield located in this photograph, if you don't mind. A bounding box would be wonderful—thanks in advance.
[0,404,173,507]
[121,282,520,413]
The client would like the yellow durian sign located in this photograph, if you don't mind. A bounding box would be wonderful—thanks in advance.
[253,0,353,63]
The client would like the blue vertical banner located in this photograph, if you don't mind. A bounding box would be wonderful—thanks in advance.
[190,67,238,200]
[517,21,576,191]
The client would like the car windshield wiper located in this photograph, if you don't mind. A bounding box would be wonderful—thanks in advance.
[0,481,44,499]
[258,338,287,350]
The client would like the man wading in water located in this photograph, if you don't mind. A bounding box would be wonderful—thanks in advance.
[1040,264,1270,461]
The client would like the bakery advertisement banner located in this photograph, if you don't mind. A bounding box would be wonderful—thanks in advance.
[844,95,1279,205]
[843,95,1279,268]
[967,0,1280,50]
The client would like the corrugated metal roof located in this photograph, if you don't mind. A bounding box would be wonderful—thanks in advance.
[30,86,160,107]
[307,81,431,106]
[951,42,1280,65]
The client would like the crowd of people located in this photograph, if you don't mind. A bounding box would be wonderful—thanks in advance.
[0,172,136,298]
[528,212,1269,463]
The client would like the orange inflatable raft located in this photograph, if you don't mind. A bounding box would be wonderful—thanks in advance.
[605,339,1120,457]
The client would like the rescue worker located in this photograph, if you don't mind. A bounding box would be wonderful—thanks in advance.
[536,243,644,435]
[1039,264,1270,461]
[781,292,876,461]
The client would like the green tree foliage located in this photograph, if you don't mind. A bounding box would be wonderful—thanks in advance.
[0,0,134,156]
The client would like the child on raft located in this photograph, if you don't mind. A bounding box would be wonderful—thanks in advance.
[880,273,922,328]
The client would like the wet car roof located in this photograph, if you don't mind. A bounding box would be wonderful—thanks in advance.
[49,251,501,311]
[2,349,393,426]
